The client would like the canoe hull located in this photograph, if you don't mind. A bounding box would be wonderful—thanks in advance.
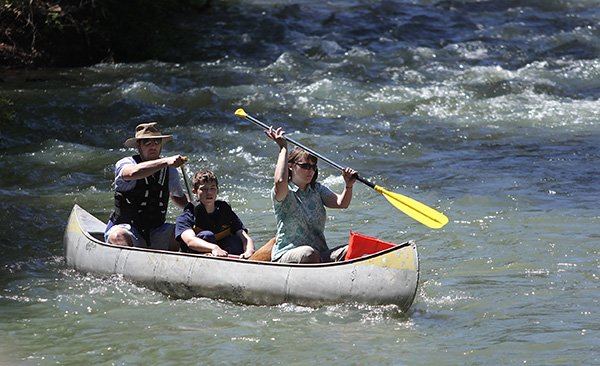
[63,205,419,311]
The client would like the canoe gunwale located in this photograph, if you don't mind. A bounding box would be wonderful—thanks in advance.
[75,207,416,269]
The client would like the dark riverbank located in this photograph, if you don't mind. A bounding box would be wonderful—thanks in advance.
[0,0,209,69]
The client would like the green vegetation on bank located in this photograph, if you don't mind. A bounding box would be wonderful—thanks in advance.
[0,0,209,68]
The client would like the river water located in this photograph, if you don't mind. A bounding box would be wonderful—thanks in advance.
[1,0,599,364]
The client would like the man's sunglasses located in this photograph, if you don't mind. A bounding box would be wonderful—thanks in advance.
[141,138,162,146]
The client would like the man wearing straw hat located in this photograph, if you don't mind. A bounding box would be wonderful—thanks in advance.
[104,122,189,250]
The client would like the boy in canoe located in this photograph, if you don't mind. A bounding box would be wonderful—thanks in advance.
[264,126,358,263]
[175,169,255,258]
[105,122,188,250]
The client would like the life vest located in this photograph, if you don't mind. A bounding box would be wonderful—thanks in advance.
[109,155,170,240]
[192,201,235,241]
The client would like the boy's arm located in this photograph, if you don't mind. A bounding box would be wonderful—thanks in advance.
[226,206,254,258]
[181,229,228,257]
[237,229,255,259]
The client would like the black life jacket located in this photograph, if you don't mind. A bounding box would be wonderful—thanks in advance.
[109,155,170,240]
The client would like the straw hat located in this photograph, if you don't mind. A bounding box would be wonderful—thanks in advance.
[124,122,173,148]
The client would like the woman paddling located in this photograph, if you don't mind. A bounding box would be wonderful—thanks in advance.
[265,126,358,263]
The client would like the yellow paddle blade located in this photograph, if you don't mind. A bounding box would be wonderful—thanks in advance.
[374,185,449,229]
[235,108,248,118]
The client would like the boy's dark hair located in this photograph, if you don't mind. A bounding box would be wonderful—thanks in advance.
[193,169,219,190]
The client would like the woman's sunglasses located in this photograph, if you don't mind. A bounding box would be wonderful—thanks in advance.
[295,162,317,171]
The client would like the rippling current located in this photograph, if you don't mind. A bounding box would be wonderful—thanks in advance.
[1,0,599,364]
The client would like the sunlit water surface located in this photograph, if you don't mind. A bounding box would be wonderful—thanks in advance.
[1,0,599,364]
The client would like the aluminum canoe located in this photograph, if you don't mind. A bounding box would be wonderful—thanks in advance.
[63,204,419,311]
